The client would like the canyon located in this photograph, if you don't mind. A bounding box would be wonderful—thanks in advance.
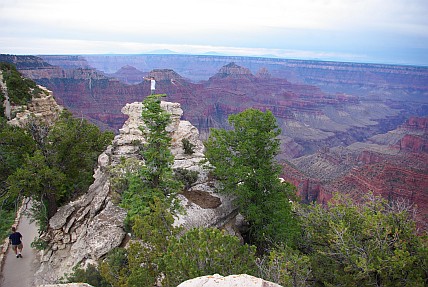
[1,53,427,229]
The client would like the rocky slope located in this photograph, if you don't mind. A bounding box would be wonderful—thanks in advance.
[0,67,63,127]
[283,116,428,230]
[34,100,238,285]
[6,86,63,128]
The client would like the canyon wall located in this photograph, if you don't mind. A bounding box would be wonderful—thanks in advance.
[284,117,428,230]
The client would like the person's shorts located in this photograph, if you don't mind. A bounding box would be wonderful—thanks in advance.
[11,243,23,250]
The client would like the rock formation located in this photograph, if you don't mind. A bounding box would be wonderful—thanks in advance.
[7,86,63,127]
[283,116,428,230]
[34,101,237,285]
[209,62,255,81]
[177,274,282,287]
[109,65,147,85]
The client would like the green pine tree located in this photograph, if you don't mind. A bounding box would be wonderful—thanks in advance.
[204,109,300,249]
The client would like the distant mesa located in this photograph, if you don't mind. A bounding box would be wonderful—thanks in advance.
[110,65,147,85]
[148,68,185,82]
[259,54,280,58]
[209,62,255,81]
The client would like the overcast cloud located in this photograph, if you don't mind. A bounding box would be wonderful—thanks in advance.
[1,0,427,65]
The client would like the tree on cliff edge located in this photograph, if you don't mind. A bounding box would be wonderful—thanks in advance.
[120,94,182,223]
[7,111,113,221]
[204,109,300,250]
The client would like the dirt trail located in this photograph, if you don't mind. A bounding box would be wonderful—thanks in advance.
[0,204,39,287]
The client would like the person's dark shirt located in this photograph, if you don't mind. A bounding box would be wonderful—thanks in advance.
[9,232,22,245]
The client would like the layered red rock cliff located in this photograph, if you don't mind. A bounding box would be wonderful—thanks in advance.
[283,117,428,230]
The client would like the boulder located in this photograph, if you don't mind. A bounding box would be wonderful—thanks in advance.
[177,274,282,287]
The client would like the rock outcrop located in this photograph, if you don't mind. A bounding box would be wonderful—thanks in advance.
[36,274,282,287]
[109,65,147,85]
[209,62,255,81]
[7,86,63,127]
[177,274,282,287]
[34,101,237,285]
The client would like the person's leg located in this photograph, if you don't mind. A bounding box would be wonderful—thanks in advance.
[18,243,23,257]
[12,245,18,256]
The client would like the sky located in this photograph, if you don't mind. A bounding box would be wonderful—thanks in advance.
[1,0,428,66]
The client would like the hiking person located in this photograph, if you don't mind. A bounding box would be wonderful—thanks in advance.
[9,226,23,258]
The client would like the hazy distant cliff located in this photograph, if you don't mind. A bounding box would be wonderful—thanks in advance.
[2,54,427,158]
[73,54,428,100]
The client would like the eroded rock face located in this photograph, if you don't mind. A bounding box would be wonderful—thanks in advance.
[34,101,238,285]
[35,170,127,285]
[283,117,428,230]
[177,274,282,287]
[6,85,63,127]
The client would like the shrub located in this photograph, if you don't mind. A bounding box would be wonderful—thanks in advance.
[162,228,258,287]
[174,167,199,190]
[64,263,110,287]
[0,208,15,240]
[182,138,195,155]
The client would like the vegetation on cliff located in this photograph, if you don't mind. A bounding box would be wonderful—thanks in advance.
[120,94,182,225]
[205,109,300,250]
[6,111,113,221]
[0,62,43,106]
[0,64,113,237]
[301,194,427,286]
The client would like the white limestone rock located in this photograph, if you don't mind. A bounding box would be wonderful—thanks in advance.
[8,86,63,127]
[177,274,282,287]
